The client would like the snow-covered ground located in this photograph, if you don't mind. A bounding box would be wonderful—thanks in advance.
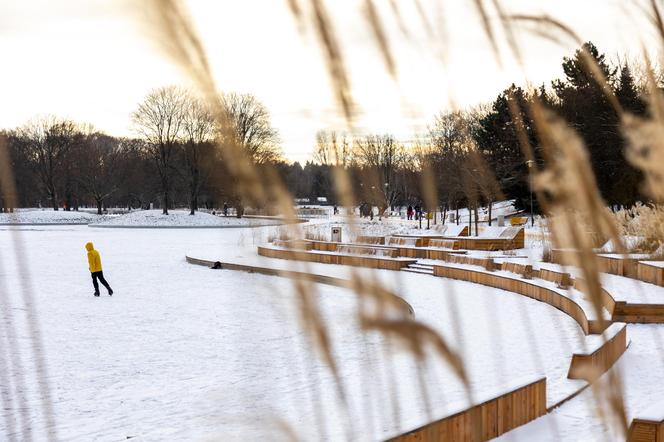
[1,221,661,441]
[0,209,106,225]
[90,209,282,228]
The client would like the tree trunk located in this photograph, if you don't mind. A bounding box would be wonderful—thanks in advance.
[50,190,58,211]
[488,200,493,226]
[189,194,197,215]
[442,205,448,224]
[468,206,472,236]
[96,199,103,215]
[474,206,479,236]
[162,189,169,215]
[189,171,199,215]
[456,205,459,225]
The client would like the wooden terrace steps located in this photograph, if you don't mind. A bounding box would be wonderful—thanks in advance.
[402,263,435,275]
[394,226,525,251]
[552,248,664,288]
[269,238,664,324]
[192,247,632,442]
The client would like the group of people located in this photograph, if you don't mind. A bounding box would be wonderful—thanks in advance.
[406,205,423,221]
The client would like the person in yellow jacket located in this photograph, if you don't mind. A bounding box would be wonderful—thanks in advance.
[85,242,113,297]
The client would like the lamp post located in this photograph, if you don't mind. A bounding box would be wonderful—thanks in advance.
[384,182,389,218]
[526,160,535,227]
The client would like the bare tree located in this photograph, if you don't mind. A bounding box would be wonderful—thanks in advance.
[132,86,188,214]
[313,130,352,166]
[354,134,405,214]
[78,132,122,214]
[18,116,77,210]
[221,93,281,164]
[428,110,476,223]
[182,95,216,214]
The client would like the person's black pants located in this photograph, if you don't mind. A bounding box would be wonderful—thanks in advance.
[91,271,112,293]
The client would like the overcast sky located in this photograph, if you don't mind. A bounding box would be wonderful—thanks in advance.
[0,0,659,162]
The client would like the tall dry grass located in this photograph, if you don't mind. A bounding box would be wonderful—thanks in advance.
[116,0,664,439]
[2,0,664,440]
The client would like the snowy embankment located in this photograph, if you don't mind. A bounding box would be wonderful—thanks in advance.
[89,209,282,228]
[0,209,105,225]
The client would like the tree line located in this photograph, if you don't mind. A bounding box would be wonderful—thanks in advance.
[0,42,659,217]
[1,88,281,215]
[294,42,657,222]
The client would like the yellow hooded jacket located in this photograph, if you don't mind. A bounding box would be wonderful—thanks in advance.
[86,242,102,273]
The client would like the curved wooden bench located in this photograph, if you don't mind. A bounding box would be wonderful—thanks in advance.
[568,323,627,382]
[257,245,417,271]
[432,264,609,335]
[185,255,414,315]
[628,402,664,442]
[530,260,664,324]
[387,376,546,442]
[638,261,664,287]
[355,235,386,245]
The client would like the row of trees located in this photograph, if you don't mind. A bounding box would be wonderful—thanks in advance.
[300,42,656,221]
[1,42,658,218]
[2,89,281,215]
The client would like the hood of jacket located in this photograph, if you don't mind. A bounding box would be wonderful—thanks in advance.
[85,242,94,252]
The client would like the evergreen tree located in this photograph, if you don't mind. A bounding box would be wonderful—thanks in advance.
[473,84,540,212]
[552,42,641,207]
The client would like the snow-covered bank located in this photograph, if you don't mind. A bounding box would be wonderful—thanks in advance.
[89,209,281,228]
[0,209,106,225]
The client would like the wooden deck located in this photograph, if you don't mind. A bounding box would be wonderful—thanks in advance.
[387,377,546,442]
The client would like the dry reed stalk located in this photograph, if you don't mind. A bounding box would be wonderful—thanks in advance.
[528,105,628,434]
[138,0,664,439]
[0,136,59,440]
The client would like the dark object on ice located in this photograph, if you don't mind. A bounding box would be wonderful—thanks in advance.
[211,261,223,269]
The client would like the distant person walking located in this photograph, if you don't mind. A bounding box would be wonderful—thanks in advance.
[85,242,113,297]
[223,203,228,217]
[407,205,413,220]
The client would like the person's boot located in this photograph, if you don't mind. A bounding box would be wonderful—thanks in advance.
[108,288,113,296]
[94,291,100,297]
